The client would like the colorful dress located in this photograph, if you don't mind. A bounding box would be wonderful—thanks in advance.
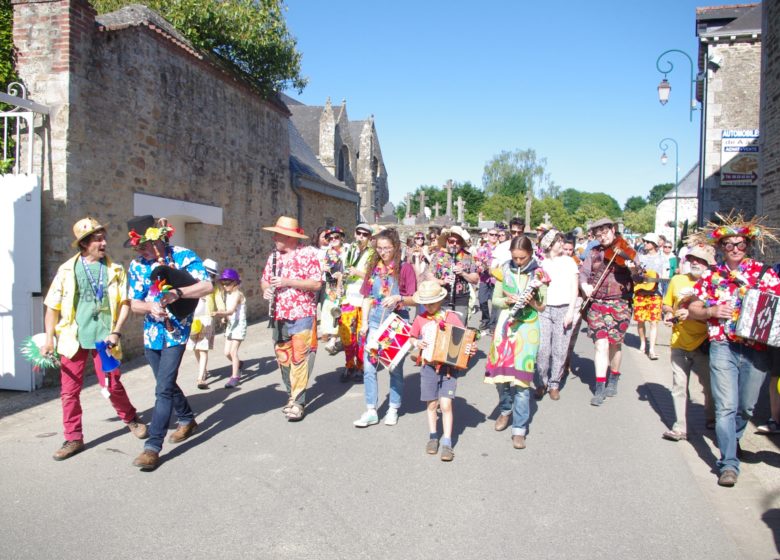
[338,244,373,370]
[484,260,548,387]
[633,252,665,322]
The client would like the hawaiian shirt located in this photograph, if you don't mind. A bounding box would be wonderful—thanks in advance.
[693,257,780,348]
[475,243,496,285]
[128,245,209,350]
[426,249,478,303]
[262,245,322,321]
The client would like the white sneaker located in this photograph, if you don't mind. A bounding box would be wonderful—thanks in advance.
[353,410,379,428]
[384,407,399,426]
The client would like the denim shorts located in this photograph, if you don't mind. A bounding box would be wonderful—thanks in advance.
[419,364,458,401]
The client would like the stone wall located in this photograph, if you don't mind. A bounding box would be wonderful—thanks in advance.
[759,1,780,263]
[701,41,762,222]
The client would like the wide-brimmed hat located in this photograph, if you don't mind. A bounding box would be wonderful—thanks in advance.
[71,217,108,248]
[700,211,780,254]
[438,225,470,248]
[263,216,308,239]
[535,222,553,232]
[686,246,716,266]
[202,258,218,275]
[589,217,615,231]
[218,268,241,284]
[413,280,448,305]
[643,232,661,247]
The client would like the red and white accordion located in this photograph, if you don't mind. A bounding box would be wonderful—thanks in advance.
[735,289,780,347]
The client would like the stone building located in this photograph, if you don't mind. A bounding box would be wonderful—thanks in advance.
[654,163,699,244]
[758,1,780,263]
[283,95,389,222]
[5,0,358,370]
[696,4,762,223]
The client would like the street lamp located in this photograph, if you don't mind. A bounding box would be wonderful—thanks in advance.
[659,137,679,246]
[655,49,699,121]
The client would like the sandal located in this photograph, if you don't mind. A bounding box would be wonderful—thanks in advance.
[648,351,659,360]
[282,399,294,414]
[286,403,305,422]
[196,379,208,390]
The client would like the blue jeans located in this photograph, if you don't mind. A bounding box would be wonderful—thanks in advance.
[495,383,531,436]
[362,336,405,410]
[709,341,769,474]
[144,344,193,453]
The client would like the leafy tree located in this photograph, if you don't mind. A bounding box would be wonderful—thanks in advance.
[624,195,647,212]
[0,0,20,172]
[531,198,575,232]
[482,148,547,198]
[622,205,656,235]
[573,204,610,230]
[537,180,561,200]
[561,188,583,215]
[579,192,622,218]
[453,180,486,225]
[647,183,675,206]
[479,194,525,222]
[93,0,307,97]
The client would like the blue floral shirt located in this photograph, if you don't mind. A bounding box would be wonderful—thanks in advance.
[128,246,209,349]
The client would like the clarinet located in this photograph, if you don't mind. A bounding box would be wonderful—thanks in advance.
[268,250,278,328]
[448,251,458,311]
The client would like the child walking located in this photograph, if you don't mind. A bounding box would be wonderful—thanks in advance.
[409,280,475,462]
[212,268,246,388]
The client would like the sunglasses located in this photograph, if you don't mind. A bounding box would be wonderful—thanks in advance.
[415,236,425,240]
[355,231,370,238]
[447,238,461,244]
[488,232,498,237]
[723,241,747,251]
[327,235,342,241]
[664,245,672,249]
[510,229,523,235]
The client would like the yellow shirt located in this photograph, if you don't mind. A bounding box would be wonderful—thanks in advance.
[663,274,708,352]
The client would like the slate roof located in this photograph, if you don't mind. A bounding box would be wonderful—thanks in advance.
[663,163,699,199]
[349,121,365,149]
[697,3,761,38]
[287,104,325,155]
[288,120,353,195]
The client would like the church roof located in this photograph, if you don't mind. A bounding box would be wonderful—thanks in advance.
[349,121,365,148]
[663,163,699,199]
[287,104,324,155]
[288,119,354,196]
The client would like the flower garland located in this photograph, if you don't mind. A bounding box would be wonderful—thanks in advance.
[704,263,751,330]
[367,260,396,303]
[127,224,176,247]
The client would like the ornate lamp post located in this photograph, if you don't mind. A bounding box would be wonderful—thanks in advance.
[659,137,679,246]
[655,49,699,122]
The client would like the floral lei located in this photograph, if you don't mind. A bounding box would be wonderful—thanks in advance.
[127,224,175,247]
[705,261,752,329]
[367,260,396,303]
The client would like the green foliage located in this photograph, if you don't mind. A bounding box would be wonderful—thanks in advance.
[624,195,647,212]
[561,188,582,215]
[0,0,16,91]
[482,148,547,198]
[573,204,610,230]
[622,205,656,235]
[453,181,486,225]
[93,0,307,97]
[531,198,575,232]
[479,194,525,222]
[396,181,485,225]
[578,192,622,218]
[647,183,675,206]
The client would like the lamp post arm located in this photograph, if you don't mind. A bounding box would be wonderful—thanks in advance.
[656,49,698,122]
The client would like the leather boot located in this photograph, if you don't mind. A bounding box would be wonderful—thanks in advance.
[605,373,620,397]
[590,382,607,406]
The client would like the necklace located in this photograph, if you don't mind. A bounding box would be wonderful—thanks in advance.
[81,257,105,321]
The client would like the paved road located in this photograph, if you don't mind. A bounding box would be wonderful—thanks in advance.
[1,317,778,559]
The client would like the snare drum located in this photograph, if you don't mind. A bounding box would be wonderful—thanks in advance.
[366,312,413,370]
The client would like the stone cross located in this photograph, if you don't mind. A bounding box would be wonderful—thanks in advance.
[418,191,426,217]
[456,196,465,223]
[478,212,484,223]
[542,212,551,225]
[444,179,454,217]
[433,201,441,218]
[404,193,412,218]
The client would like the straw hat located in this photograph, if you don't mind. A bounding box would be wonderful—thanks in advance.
[413,280,448,305]
[437,225,471,249]
[686,245,716,266]
[71,217,107,248]
[263,216,308,239]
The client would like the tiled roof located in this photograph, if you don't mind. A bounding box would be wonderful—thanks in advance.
[697,3,761,37]
[288,104,324,155]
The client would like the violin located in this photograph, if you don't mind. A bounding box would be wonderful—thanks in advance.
[602,236,637,267]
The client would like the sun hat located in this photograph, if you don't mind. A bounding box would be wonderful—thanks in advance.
[685,246,716,266]
[642,232,661,247]
[535,222,552,232]
[413,280,448,305]
[202,258,218,275]
[262,216,308,239]
[71,217,108,248]
[438,225,471,248]
[218,268,241,284]
[588,217,615,231]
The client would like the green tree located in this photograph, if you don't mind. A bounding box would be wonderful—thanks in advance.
[0,0,20,172]
[482,148,547,198]
[579,192,622,218]
[453,180,486,225]
[531,198,575,232]
[561,188,583,215]
[573,204,610,231]
[624,195,647,212]
[479,194,525,222]
[647,183,675,206]
[93,0,307,96]
[623,205,656,235]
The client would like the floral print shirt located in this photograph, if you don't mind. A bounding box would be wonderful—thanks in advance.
[128,246,209,350]
[426,249,478,304]
[693,257,780,348]
[475,244,496,285]
[262,245,322,321]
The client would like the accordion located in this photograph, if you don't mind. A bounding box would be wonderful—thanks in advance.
[419,321,476,370]
[735,289,780,347]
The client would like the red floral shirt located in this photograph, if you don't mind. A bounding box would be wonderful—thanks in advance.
[262,245,322,321]
[693,258,780,348]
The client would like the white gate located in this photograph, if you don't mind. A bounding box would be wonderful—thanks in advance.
[0,83,49,391]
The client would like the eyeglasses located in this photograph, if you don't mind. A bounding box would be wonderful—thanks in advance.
[488,232,498,237]
[376,246,394,253]
[663,245,672,249]
[723,241,747,252]
[327,235,342,241]
[593,226,611,236]
[415,236,425,240]
[355,231,370,238]
[510,229,523,235]
[446,238,460,244]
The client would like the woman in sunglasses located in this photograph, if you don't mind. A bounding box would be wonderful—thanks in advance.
[321,227,345,354]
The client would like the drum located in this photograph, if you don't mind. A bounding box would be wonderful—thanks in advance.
[366,312,413,370]
[735,289,780,347]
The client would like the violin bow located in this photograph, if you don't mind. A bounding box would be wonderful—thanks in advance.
[579,250,620,319]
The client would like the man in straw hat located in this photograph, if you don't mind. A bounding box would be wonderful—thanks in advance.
[424,225,479,319]
[660,245,716,444]
[126,215,214,470]
[687,213,780,487]
[579,217,637,407]
[261,216,323,422]
[41,217,148,461]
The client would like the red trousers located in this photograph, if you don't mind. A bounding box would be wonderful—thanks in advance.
[60,347,138,441]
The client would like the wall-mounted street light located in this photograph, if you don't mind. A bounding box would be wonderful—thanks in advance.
[655,49,699,122]
[659,137,679,246]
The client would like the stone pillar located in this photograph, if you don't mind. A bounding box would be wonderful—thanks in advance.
[433,201,440,217]
[444,179,454,217]
[404,193,411,218]
[456,196,465,223]
[418,190,426,217]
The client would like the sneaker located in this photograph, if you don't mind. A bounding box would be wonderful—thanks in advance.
[662,430,687,442]
[353,410,379,428]
[224,377,239,389]
[718,469,738,487]
[168,420,198,444]
[590,382,607,406]
[757,419,780,434]
[384,407,399,426]
[52,439,85,461]
[127,418,149,439]
[426,438,440,455]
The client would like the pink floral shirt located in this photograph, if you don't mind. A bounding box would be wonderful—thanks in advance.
[693,258,780,348]
[262,245,322,321]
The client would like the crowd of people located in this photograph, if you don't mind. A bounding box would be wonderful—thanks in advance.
[39,212,780,483]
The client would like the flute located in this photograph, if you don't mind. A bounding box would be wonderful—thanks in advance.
[268,250,278,328]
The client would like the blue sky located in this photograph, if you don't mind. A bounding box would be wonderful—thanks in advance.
[284,0,738,208]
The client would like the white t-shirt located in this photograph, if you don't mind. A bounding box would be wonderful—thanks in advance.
[542,255,579,306]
